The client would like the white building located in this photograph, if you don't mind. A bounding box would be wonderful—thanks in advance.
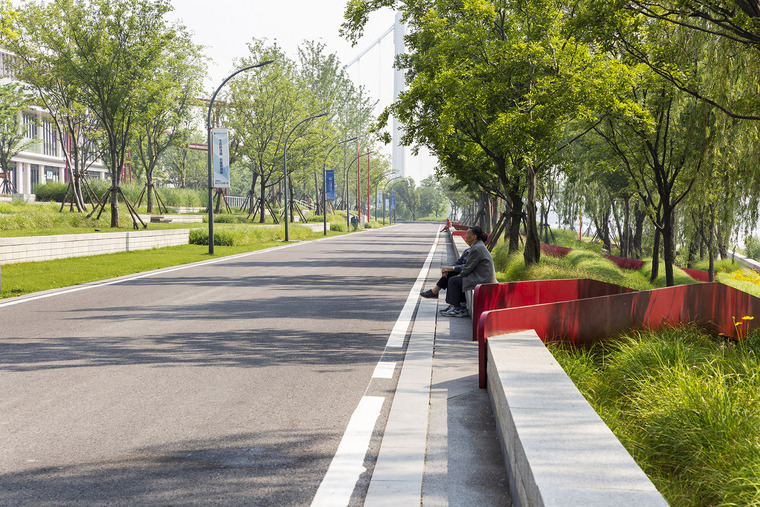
[1,49,108,197]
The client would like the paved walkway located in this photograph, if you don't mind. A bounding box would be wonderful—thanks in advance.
[365,234,511,505]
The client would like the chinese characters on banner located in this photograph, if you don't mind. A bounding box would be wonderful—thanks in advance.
[212,129,230,188]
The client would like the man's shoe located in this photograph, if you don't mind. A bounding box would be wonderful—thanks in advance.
[439,305,453,314]
[452,308,469,318]
[441,307,460,316]
[420,289,438,299]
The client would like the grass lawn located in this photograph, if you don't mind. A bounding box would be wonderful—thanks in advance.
[0,230,350,299]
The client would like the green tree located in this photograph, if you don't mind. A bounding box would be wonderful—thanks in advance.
[132,29,205,213]
[5,0,184,227]
[227,40,311,222]
[0,83,36,194]
[344,0,630,265]
[418,175,446,219]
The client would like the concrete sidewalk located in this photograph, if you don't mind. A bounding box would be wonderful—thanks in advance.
[365,234,510,505]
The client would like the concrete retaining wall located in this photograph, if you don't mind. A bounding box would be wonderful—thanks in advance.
[0,229,190,265]
[487,331,667,507]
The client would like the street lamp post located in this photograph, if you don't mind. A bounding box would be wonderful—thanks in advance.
[283,112,327,241]
[382,175,403,225]
[386,177,406,225]
[323,136,358,235]
[206,59,274,254]
[344,150,374,230]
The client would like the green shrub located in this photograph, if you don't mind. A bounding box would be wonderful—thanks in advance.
[189,224,313,246]
[34,182,69,202]
[690,257,743,273]
[745,235,760,261]
[213,214,250,224]
[330,222,347,232]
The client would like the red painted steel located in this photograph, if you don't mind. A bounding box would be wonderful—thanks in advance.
[541,243,572,257]
[452,230,467,239]
[472,279,636,342]
[603,253,645,270]
[477,282,760,387]
[682,267,710,282]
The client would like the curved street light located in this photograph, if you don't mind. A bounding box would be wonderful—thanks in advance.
[344,150,374,230]
[322,136,358,235]
[283,112,328,241]
[206,59,274,254]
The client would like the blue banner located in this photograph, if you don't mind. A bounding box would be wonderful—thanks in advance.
[325,170,335,201]
[390,195,396,210]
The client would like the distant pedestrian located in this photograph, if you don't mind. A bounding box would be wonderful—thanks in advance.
[441,219,452,232]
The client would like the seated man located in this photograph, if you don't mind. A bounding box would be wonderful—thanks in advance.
[440,226,497,317]
[419,247,470,300]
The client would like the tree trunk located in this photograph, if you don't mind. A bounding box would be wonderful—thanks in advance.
[249,173,259,214]
[508,190,522,253]
[485,194,493,233]
[687,239,698,269]
[708,205,716,282]
[651,227,661,282]
[110,184,120,228]
[259,175,267,223]
[662,206,676,287]
[716,227,729,259]
[633,205,645,259]
[524,166,541,266]
[622,197,630,258]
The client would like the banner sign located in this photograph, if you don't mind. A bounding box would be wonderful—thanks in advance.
[212,128,230,188]
[385,198,389,212]
[390,195,396,210]
[376,189,382,209]
[325,170,335,201]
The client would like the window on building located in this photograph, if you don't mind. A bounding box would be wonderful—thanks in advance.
[23,113,37,140]
[42,119,57,156]
[0,52,16,79]
[45,166,59,183]
[30,164,40,190]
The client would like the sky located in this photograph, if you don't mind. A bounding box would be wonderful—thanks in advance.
[167,0,437,184]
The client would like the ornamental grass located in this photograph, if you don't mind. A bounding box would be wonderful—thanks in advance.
[549,326,760,506]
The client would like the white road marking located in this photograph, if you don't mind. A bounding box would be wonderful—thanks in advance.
[372,362,396,379]
[313,228,442,506]
[311,396,385,507]
[385,230,440,348]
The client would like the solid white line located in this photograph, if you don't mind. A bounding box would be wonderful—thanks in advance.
[311,396,385,507]
[372,362,396,379]
[385,230,440,347]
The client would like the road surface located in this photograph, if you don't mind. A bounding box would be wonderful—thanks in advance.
[0,223,440,505]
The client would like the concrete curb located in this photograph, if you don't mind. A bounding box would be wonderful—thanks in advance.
[487,332,667,506]
[0,229,190,265]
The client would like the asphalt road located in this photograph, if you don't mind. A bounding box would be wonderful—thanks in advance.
[0,222,439,506]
